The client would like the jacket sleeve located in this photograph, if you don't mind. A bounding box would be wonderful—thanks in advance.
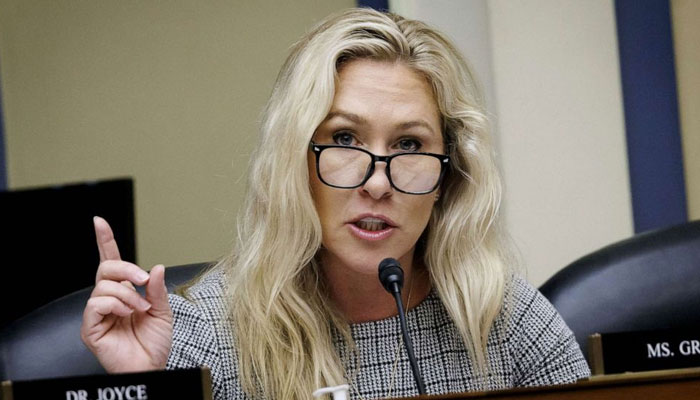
[507,276,591,387]
[166,293,226,400]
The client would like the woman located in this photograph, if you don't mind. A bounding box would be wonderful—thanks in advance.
[82,8,589,400]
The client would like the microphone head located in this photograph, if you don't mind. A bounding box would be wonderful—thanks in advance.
[378,257,404,294]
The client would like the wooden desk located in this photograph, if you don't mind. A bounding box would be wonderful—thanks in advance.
[395,368,700,400]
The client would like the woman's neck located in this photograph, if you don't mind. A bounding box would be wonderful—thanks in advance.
[322,259,432,324]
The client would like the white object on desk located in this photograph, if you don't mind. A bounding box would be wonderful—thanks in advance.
[312,384,350,400]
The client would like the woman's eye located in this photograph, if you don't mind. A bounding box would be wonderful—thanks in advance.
[398,139,421,152]
[332,132,355,146]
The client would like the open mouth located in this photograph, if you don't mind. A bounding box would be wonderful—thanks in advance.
[353,217,391,232]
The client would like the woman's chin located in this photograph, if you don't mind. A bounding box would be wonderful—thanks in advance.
[322,252,411,279]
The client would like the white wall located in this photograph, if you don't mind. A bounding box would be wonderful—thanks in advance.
[394,0,634,286]
[390,0,497,117]
[0,0,355,269]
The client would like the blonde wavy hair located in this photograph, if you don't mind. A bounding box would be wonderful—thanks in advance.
[210,7,512,399]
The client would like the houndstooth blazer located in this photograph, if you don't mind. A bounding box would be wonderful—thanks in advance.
[166,269,590,399]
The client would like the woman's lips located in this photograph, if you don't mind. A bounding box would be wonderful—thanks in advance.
[348,223,394,241]
[347,215,396,241]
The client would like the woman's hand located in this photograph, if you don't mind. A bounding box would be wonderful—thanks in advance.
[81,216,173,372]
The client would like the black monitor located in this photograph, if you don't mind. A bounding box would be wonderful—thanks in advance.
[0,178,136,328]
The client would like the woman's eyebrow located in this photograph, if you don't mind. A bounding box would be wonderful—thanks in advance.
[325,111,436,133]
[323,111,367,125]
[397,120,437,135]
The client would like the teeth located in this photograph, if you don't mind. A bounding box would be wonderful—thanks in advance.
[356,218,388,231]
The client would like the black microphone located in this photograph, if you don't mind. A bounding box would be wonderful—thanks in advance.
[378,258,426,395]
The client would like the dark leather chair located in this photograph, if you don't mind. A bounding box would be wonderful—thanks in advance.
[0,262,211,381]
[539,220,700,362]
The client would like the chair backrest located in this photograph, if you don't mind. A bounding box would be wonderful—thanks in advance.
[0,262,211,381]
[539,220,700,361]
[0,178,136,328]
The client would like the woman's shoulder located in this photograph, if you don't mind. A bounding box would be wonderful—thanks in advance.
[166,266,240,398]
[180,266,227,299]
[168,266,229,323]
[503,274,553,322]
[499,273,571,340]
[498,274,591,386]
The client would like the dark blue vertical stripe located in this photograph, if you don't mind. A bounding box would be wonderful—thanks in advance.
[357,0,389,11]
[615,0,687,233]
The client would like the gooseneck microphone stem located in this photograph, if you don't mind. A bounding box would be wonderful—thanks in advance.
[391,284,426,395]
[378,258,426,396]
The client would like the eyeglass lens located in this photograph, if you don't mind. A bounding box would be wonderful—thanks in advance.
[318,147,441,193]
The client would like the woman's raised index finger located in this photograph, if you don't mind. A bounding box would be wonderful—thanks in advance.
[93,216,122,262]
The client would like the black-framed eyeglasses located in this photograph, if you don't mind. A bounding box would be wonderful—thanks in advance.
[309,141,450,195]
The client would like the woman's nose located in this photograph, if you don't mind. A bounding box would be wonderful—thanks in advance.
[361,162,392,199]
